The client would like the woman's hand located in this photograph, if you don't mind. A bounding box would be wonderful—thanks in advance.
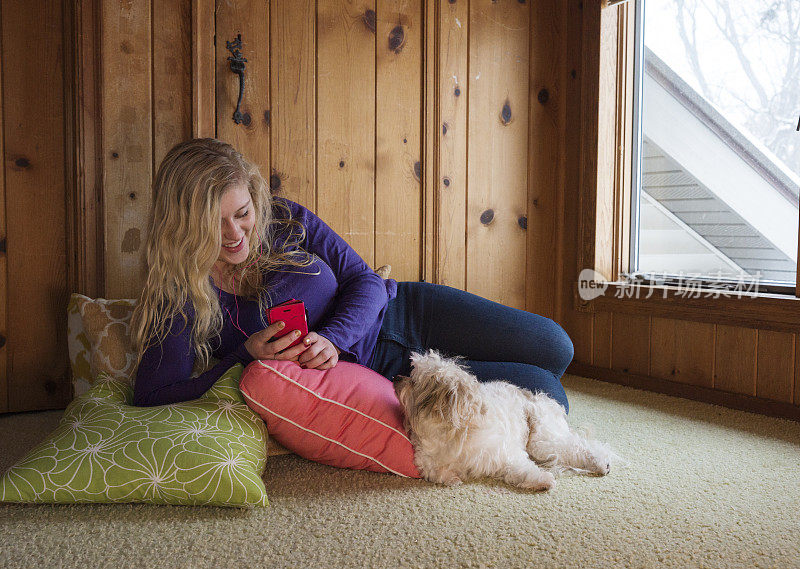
[297,332,341,370]
[244,322,310,361]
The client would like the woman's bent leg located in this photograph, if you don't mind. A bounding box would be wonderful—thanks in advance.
[459,359,569,413]
[418,282,574,378]
[370,281,574,413]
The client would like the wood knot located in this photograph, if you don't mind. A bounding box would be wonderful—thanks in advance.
[454,86,461,97]
[13,157,31,169]
[414,161,422,182]
[500,100,512,125]
[480,209,495,225]
[339,160,345,168]
[389,25,405,53]
[537,89,549,104]
[264,110,271,126]
[129,192,136,200]
[363,10,377,34]
[269,171,282,192]
[121,228,141,253]
[518,215,527,229]
[443,177,451,187]
[241,112,252,126]
[442,122,449,135]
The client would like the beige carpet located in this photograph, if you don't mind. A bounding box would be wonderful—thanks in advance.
[1,374,799,569]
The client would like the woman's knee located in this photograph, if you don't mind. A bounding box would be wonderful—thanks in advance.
[529,317,575,378]
[545,376,570,415]
[552,322,575,376]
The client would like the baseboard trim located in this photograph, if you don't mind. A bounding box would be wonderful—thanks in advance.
[567,361,800,422]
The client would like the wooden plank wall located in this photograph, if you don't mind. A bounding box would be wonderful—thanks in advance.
[0,0,71,412]
[0,0,537,413]
[103,0,535,311]
[103,0,193,299]
[467,1,530,306]
[553,1,800,419]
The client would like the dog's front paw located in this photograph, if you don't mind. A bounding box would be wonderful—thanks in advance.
[518,470,556,492]
[425,466,463,486]
[441,474,463,486]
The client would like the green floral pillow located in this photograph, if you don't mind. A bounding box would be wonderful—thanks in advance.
[0,363,269,508]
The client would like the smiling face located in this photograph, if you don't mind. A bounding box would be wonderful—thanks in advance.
[213,181,255,276]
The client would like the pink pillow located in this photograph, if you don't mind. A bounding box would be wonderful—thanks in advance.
[239,359,421,479]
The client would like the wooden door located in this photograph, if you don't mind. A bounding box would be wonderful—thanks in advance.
[208,0,425,278]
[0,0,72,413]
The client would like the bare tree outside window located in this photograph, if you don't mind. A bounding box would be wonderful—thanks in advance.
[658,0,800,177]
[635,0,799,286]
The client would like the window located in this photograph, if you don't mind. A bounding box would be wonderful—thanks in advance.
[628,0,800,295]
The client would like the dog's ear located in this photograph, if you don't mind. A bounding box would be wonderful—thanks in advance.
[392,376,413,412]
[445,379,485,430]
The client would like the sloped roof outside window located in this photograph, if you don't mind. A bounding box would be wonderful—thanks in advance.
[639,47,799,284]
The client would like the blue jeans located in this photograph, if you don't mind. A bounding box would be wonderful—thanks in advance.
[367,281,573,413]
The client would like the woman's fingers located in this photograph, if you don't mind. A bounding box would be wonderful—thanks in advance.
[301,348,336,369]
[275,336,309,360]
[269,330,304,357]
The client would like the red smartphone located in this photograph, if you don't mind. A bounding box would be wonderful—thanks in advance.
[266,298,309,349]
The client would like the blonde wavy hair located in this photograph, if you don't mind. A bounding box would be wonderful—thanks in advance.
[129,137,315,378]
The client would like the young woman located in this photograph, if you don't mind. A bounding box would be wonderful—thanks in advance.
[131,138,573,412]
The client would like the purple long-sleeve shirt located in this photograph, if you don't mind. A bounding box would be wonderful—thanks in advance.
[133,196,398,407]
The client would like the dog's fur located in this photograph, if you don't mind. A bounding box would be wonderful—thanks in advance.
[393,349,618,491]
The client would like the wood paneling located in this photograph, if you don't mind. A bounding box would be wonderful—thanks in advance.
[559,0,594,366]
[650,318,714,388]
[192,0,215,138]
[316,0,376,266]
[466,0,529,309]
[72,0,103,300]
[756,329,794,403]
[102,0,152,298]
[270,0,316,207]
[713,325,757,396]
[153,0,193,168]
[422,0,438,284]
[437,0,468,288]
[215,1,270,180]
[0,3,6,413]
[527,0,566,320]
[592,311,612,368]
[376,0,423,282]
[5,0,793,418]
[610,312,649,376]
[795,335,800,406]
[3,0,70,411]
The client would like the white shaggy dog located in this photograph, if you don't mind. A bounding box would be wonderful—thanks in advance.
[393,349,618,491]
